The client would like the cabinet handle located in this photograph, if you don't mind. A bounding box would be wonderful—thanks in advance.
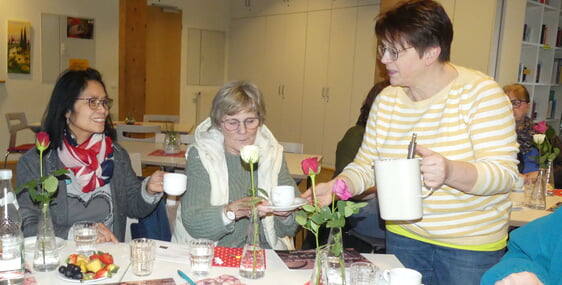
[278,85,282,97]
[281,85,285,99]
[321,88,326,101]
[325,88,330,103]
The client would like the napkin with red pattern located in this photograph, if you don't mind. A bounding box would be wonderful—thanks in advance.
[212,246,266,268]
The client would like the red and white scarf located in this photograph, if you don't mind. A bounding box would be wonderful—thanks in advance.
[58,133,114,193]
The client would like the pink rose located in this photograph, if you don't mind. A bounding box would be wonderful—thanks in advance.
[301,157,321,176]
[534,121,548,134]
[35,132,51,152]
[332,179,352,201]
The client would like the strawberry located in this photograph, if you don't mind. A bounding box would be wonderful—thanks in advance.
[99,252,114,265]
[90,252,100,261]
[94,268,109,279]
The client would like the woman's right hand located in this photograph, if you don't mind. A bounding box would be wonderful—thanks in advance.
[495,272,543,285]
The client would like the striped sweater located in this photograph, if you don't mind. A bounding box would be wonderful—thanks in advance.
[342,65,519,250]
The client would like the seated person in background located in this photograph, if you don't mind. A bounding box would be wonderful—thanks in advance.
[174,80,298,249]
[504,83,562,187]
[335,80,389,253]
[16,68,165,243]
[480,207,562,285]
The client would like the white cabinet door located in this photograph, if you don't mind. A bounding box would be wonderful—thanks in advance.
[302,10,331,159]
[228,17,266,85]
[262,13,307,142]
[302,7,375,166]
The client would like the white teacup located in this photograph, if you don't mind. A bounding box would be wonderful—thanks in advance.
[383,268,422,285]
[514,176,525,191]
[163,173,187,196]
[271,185,295,206]
[374,158,436,221]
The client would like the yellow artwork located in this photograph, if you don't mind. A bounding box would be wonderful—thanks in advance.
[7,20,31,74]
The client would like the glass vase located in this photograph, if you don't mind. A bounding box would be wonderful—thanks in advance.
[543,160,555,196]
[527,168,546,210]
[164,133,180,154]
[33,201,59,272]
[324,227,346,285]
[310,248,327,285]
[239,207,265,279]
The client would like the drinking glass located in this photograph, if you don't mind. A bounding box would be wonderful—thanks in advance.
[189,239,215,277]
[350,262,378,285]
[72,221,98,256]
[130,238,156,276]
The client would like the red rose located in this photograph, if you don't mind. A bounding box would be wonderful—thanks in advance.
[35,132,51,152]
[301,157,321,176]
[534,121,548,134]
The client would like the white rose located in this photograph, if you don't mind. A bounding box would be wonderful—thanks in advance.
[240,145,260,164]
[533,134,546,145]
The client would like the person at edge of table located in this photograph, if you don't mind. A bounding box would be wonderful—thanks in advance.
[172,80,299,249]
[480,207,562,285]
[503,83,562,188]
[16,68,166,243]
[302,1,519,284]
[335,80,389,253]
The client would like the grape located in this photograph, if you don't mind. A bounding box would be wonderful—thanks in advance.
[73,272,83,280]
[58,266,66,274]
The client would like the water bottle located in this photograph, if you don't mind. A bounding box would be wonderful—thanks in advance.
[0,169,25,284]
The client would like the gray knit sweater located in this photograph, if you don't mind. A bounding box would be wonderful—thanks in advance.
[180,147,298,248]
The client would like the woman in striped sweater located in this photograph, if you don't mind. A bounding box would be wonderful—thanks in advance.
[303,1,519,284]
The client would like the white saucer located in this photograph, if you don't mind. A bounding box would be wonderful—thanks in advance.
[268,197,307,211]
[24,236,66,255]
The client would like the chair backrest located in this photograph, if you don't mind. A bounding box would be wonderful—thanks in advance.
[179,134,195,145]
[279,141,304,154]
[5,112,30,148]
[116,124,162,142]
[129,152,143,176]
[143,114,180,124]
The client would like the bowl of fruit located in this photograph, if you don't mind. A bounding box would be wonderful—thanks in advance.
[58,251,119,282]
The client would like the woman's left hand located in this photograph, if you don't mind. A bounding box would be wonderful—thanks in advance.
[147,170,166,195]
[416,145,448,189]
[96,223,118,244]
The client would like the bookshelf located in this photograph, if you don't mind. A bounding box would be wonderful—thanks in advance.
[518,0,562,132]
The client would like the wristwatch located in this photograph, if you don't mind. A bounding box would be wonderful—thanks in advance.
[225,206,235,221]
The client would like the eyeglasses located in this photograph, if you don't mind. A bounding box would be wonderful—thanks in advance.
[222,117,260,131]
[76,97,113,110]
[510,99,528,108]
[377,45,414,61]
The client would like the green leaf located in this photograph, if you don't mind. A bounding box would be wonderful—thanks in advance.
[295,212,308,226]
[257,187,269,198]
[43,175,58,193]
[302,204,316,213]
[331,242,342,257]
[310,221,320,233]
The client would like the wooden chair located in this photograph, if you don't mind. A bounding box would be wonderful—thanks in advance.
[4,113,35,167]
[116,124,161,143]
[143,114,180,124]
[179,134,195,145]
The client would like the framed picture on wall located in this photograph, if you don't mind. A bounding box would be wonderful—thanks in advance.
[67,17,94,39]
[7,20,31,74]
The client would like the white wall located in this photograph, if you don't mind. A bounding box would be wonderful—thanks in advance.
[0,0,119,158]
[0,0,229,158]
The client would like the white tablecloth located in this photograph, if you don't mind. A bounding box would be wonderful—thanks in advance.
[27,240,403,284]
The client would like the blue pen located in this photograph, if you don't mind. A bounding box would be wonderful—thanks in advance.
[177,269,197,285]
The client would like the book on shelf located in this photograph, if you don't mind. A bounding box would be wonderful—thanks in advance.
[536,63,542,83]
[557,27,562,47]
[520,65,531,82]
[540,25,548,45]
[548,90,557,119]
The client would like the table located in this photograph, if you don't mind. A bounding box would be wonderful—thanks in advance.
[114,121,194,134]
[28,240,403,284]
[509,192,562,227]
[119,140,323,180]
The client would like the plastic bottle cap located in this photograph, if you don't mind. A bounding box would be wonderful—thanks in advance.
[0,169,13,180]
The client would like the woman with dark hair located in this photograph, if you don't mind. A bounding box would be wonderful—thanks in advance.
[304,1,518,284]
[16,68,165,243]
[173,80,298,249]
